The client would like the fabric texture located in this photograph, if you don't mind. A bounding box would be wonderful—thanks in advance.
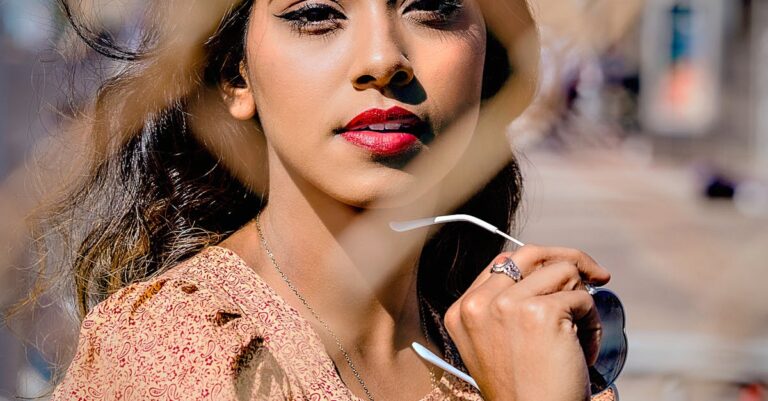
[52,246,616,401]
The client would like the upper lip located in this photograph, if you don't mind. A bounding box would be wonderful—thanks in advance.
[342,106,425,132]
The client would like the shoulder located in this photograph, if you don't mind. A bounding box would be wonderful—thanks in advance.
[80,247,249,341]
[52,247,293,400]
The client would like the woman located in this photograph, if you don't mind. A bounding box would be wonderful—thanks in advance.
[49,0,614,400]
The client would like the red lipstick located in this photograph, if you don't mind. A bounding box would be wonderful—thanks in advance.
[340,106,425,157]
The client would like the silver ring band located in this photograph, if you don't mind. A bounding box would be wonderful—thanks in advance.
[490,257,522,282]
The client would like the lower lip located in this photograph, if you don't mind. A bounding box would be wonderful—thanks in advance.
[340,131,419,157]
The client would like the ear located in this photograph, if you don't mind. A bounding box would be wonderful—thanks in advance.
[221,61,257,121]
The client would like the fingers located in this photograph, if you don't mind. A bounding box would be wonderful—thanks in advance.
[463,252,535,294]
[541,290,602,366]
[446,287,602,368]
[448,245,608,342]
[508,261,588,299]
[512,245,611,286]
[444,245,607,398]
[492,289,601,367]
[463,245,610,300]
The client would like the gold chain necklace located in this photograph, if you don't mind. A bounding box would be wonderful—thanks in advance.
[255,213,437,401]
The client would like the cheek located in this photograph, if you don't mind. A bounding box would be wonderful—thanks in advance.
[410,34,486,127]
[244,22,346,144]
[252,44,343,107]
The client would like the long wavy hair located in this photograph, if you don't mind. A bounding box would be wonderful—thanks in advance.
[37,0,533,327]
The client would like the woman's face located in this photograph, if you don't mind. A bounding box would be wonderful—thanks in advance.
[235,0,487,207]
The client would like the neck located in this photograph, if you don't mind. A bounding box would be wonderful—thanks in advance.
[249,152,439,354]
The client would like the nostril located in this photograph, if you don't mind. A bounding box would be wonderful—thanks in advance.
[356,75,376,86]
[391,70,411,86]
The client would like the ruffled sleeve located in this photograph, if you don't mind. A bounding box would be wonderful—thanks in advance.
[51,275,295,401]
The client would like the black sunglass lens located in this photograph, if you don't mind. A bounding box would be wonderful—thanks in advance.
[590,288,627,395]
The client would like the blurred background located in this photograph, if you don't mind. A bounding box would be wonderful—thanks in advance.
[1,0,766,400]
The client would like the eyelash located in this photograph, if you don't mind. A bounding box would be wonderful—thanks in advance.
[404,0,464,27]
[276,0,464,36]
[277,3,346,36]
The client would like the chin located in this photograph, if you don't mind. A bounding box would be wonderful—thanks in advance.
[330,172,428,209]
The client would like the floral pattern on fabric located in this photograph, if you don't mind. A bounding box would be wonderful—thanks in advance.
[53,246,615,401]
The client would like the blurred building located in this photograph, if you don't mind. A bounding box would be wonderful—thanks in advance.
[522,1,768,400]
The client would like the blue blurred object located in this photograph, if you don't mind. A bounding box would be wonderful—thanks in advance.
[27,347,53,382]
[669,3,694,65]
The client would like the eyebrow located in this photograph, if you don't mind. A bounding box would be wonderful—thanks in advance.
[270,0,395,6]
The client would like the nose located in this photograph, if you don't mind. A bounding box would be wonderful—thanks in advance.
[351,19,414,91]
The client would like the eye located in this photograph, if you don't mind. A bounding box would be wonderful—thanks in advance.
[403,0,464,26]
[276,3,347,35]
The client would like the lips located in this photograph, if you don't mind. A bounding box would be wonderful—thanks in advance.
[340,106,426,157]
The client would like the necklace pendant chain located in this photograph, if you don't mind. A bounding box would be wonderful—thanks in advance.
[255,213,437,401]
[256,214,376,400]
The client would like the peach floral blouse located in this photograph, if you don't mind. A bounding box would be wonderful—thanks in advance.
[52,246,616,401]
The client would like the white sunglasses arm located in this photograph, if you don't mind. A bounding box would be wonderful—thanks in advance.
[389,214,526,247]
[391,215,598,294]
[411,342,480,390]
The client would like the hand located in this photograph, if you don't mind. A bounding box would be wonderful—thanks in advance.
[444,245,611,401]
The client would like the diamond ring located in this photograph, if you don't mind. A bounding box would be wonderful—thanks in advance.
[490,257,522,282]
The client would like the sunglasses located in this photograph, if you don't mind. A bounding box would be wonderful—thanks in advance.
[390,214,627,397]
